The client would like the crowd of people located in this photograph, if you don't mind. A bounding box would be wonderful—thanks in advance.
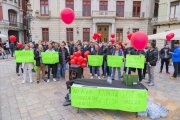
[0,39,180,86]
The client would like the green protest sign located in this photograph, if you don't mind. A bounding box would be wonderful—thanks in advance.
[88,55,103,66]
[125,55,145,68]
[42,52,59,64]
[15,50,34,63]
[71,85,147,112]
[107,55,123,67]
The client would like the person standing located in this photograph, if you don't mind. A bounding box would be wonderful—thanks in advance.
[46,43,57,82]
[146,43,158,86]
[22,44,34,84]
[170,42,180,80]
[160,45,172,74]
[111,44,123,80]
[34,45,46,84]
[58,42,69,79]
[10,42,15,57]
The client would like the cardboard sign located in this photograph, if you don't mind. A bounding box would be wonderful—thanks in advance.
[107,55,123,67]
[42,52,59,64]
[88,55,103,66]
[125,55,145,68]
[15,50,34,63]
[71,85,147,112]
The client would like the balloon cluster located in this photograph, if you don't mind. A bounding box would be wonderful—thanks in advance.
[110,33,115,44]
[70,51,90,68]
[17,42,23,49]
[93,33,102,41]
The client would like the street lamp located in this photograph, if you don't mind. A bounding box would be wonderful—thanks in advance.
[26,0,33,42]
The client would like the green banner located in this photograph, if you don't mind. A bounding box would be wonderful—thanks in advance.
[107,55,123,67]
[71,85,147,112]
[88,55,103,66]
[42,52,59,64]
[125,55,145,68]
[15,50,34,63]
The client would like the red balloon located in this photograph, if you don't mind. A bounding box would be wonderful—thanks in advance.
[74,52,79,57]
[70,55,74,60]
[78,56,84,63]
[166,33,174,42]
[70,59,76,64]
[77,61,81,65]
[110,39,115,44]
[17,42,23,48]
[9,35,16,42]
[93,35,96,40]
[84,51,90,55]
[77,50,82,56]
[118,41,122,45]
[98,34,102,40]
[111,34,115,38]
[124,43,128,46]
[81,63,86,68]
[94,33,98,38]
[83,58,87,63]
[60,8,75,24]
[131,31,148,50]
[127,33,133,40]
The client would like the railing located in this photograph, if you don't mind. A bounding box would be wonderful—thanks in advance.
[0,20,23,28]
[92,11,116,17]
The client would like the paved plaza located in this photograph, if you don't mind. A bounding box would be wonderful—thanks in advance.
[0,58,180,120]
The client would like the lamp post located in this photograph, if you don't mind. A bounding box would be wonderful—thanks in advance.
[26,0,33,42]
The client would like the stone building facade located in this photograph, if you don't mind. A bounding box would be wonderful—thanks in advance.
[30,0,156,44]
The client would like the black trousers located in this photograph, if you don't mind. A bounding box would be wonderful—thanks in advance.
[47,64,56,79]
[173,62,180,78]
[16,63,23,74]
[160,59,170,72]
[131,68,143,82]
[143,63,147,78]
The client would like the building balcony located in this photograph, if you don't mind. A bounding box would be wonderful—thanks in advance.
[92,11,116,18]
[151,16,180,25]
[0,20,23,30]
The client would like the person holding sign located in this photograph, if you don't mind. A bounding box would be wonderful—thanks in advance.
[34,45,46,84]
[22,44,34,84]
[111,44,124,80]
[90,44,103,79]
[146,43,158,86]
[46,43,57,82]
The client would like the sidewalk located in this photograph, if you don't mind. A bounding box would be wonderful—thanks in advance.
[0,58,180,120]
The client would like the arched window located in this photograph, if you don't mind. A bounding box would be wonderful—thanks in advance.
[8,9,17,26]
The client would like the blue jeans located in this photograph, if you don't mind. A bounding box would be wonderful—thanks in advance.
[57,63,66,79]
[103,60,111,77]
[111,67,121,80]
[92,67,100,77]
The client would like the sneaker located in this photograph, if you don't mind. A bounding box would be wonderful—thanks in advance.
[47,79,50,83]
[63,100,71,106]
[95,74,98,77]
[170,76,177,80]
[98,76,101,79]
[37,81,40,84]
[148,83,155,86]
[30,80,33,83]
[159,70,162,73]
[22,80,25,84]
[17,73,20,76]
[90,76,93,79]
[145,80,150,83]
[53,78,56,82]
[44,79,47,82]
[166,72,170,74]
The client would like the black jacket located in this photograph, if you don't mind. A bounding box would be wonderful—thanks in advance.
[131,48,146,55]
[160,47,171,59]
[59,47,69,64]
[124,47,134,58]
[34,50,42,66]
[146,49,158,66]
[103,46,114,60]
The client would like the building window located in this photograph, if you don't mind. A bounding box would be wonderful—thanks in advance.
[0,6,3,21]
[170,1,180,19]
[66,0,74,10]
[100,1,108,11]
[116,29,123,42]
[83,0,91,16]
[8,9,17,26]
[83,28,90,42]
[116,1,124,17]
[133,28,139,33]
[40,0,49,16]
[42,28,49,41]
[67,28,73,42]
[133,1,141,17]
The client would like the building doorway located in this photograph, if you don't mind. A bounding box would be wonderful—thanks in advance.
[8,30,19,42]
[97,25,109,42]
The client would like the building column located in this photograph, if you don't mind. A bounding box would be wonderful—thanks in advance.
[93,23,96,33]
[111,23,115,34]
